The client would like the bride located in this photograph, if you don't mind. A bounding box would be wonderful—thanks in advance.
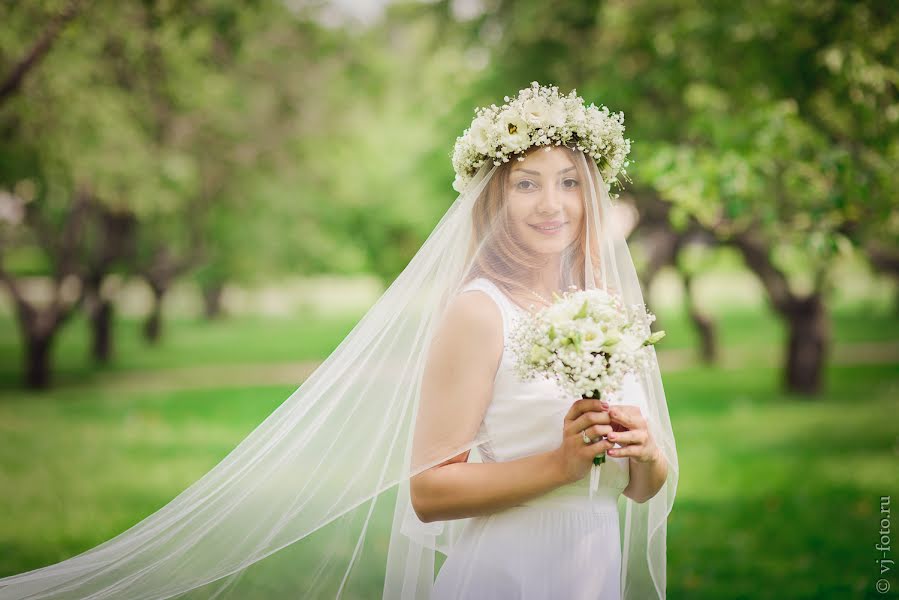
[0,83,677,599]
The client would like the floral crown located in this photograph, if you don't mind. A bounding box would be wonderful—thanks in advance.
[451,82,632,196]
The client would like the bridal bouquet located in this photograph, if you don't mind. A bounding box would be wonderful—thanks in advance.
[509,287,666,466]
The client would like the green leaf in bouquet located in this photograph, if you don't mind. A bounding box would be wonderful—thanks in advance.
[644,330,667,345]
[528,344,551,364]
[602,332,620,347]
[571,330,583,351]
[574,299,589,320]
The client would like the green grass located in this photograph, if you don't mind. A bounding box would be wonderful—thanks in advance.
[0,384,290,571]
[665,363,898,599]
[0,312,361,389]
[1,301,894,384]
[0,306,896,598]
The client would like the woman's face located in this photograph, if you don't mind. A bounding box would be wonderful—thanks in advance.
[506,146,585,255]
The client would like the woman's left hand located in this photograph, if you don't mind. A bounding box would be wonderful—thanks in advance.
[604,405,662,464]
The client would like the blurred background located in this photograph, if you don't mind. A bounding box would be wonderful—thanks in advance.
[0,1,897,598]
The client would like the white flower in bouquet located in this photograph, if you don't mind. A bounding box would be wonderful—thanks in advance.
[509,287,666,466]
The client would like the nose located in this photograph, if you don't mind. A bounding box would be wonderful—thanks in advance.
[536,183,563,215]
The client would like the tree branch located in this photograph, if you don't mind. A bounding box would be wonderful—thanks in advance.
[0,0,86,105]
[0,263,28,315]
[731,230,795,314]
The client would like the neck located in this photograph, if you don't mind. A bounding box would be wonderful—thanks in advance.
[530,258,562,298]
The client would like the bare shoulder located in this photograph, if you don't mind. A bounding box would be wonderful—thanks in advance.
[432,289,504,369]
[413,289,503,476]
[446,289,503,335]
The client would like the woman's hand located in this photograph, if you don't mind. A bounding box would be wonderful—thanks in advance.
[553,398,616,484]
[605,405,661,464]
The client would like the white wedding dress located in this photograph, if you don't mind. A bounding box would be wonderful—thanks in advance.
[430,277,645,600]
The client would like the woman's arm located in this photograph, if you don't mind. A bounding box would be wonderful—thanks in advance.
[412,448,570,523]
[624,450,667,503]
[409,290,569,523]
[606,405,668,503]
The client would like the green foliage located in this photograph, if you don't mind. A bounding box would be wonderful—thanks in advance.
[448,0,898,295]
[2,0,896,288]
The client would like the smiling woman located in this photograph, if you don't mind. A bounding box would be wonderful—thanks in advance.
[398,139,673,600]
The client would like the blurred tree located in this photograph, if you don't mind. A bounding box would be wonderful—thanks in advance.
[286,1,488,284]
[0,0,360,384]
[628,189,722,364]
[616,0,899,394]
[0,1,162,386]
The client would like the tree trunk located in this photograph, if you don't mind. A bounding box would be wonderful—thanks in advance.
[202,281,225,320]
[143,284,166,343]
[864,241,899,315]
[90,299,114,363]
[84,278,114,364]
[7,280,83,390]
[733,231,831,396]
[783,294,829,395]
[24,332,53,389]
[682,271,717,363]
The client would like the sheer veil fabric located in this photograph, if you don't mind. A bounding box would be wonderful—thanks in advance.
[0,147,677,599]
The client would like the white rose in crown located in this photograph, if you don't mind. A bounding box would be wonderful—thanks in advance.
[545,103,566,129]
[469,115,494,154]
[522,97,549,123]
[498,110,530,150]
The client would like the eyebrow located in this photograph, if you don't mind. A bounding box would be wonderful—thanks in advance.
[512,166,576,176]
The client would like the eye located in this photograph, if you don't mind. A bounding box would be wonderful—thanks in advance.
[561,178,580,189]
[515,179,537,191]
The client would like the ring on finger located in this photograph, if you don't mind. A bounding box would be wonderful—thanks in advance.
[581,430,592,444]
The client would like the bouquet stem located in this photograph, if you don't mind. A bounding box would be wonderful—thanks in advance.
[584,391,606,466]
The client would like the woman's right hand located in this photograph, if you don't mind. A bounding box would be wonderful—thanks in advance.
[553,398,615,485]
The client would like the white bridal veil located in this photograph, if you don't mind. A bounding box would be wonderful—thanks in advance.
[0,145,678,599]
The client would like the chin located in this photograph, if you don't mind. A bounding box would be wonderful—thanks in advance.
[529,238,573,255]
[518,224,579,254]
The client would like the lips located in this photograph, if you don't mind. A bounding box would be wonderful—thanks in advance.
[529,221,567,231]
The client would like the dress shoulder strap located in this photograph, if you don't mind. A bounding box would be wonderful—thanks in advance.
[458,277,516,337]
